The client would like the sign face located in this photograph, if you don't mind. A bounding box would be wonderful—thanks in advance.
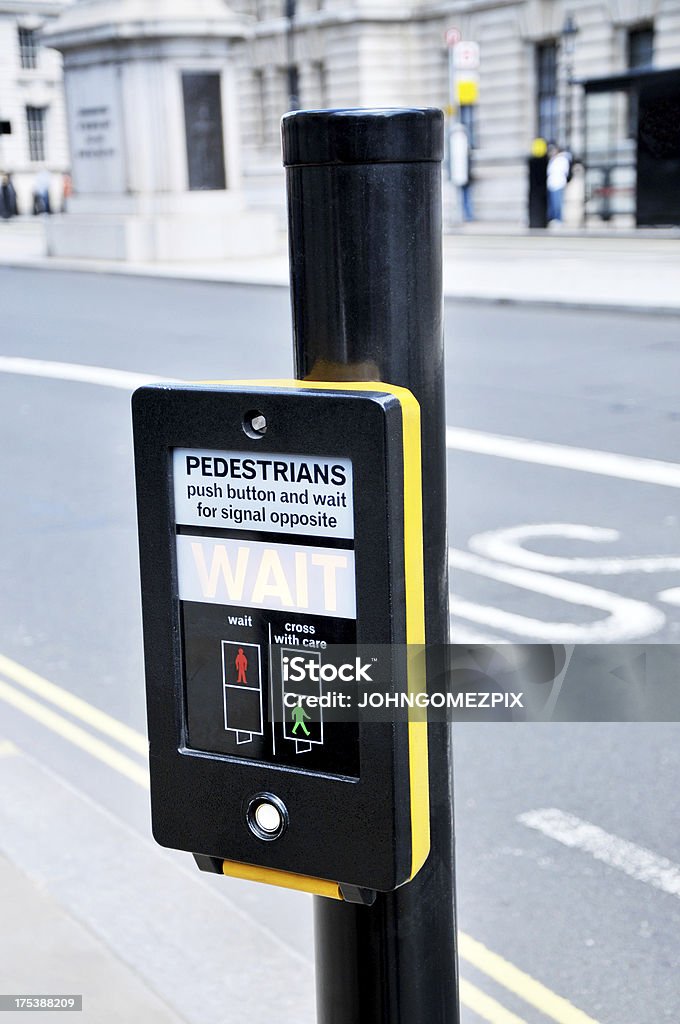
[172,448,354,538]
[457,80,479,106]
[133,382,427,893]
[66,64,126,193]
[175,443,360,777]
[445,26,461,48]
[454,40,480,70]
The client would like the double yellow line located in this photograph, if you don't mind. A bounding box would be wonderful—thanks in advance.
[0,652,600,1024]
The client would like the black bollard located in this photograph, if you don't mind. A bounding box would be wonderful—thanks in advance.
[528,151,549,228]
[282,108,459,1024]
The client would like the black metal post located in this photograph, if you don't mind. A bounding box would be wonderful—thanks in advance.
[528,150,549,228]
[282,108,459,1024]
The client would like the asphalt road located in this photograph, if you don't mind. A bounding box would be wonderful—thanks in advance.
[0,266,679,1024]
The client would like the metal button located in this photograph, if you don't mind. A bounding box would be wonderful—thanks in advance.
[246,793,288,841]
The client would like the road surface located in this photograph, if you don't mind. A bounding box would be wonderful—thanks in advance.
[0,267,678,1024]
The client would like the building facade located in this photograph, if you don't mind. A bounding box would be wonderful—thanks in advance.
[229,0,680,223]
[0,0,70,213]
[3,0,680,225]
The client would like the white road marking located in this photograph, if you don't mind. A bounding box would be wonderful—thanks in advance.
[0,357,678,492]
[469,523,680,576]
[0,356,172,391]
[658,587,680,606]
[0,357,675,642]
[518,808,680,900]
[1,355,679,495]
[450,548,665,642]
[447,426,680,489]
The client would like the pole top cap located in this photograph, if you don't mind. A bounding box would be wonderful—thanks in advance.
[281,107,444,167]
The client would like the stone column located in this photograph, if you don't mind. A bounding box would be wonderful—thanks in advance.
[44,0,278,261]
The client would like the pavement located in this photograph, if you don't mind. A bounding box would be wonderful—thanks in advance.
[0,740,313,1024]
[1,215,679,313]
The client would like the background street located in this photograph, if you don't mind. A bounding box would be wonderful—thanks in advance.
[1,267,679,1023]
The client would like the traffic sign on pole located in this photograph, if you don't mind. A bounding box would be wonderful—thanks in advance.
[453,40,480,71]
[133,379,430,900]
[445,26,461,48]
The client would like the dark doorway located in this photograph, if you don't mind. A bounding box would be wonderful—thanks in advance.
[582,66,680,227]
[637,81,680,226]
[182,72,227,191]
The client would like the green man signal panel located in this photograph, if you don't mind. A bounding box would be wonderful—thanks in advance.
[132,381,429,899]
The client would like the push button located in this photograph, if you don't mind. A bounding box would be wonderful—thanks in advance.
[246,793,288,841]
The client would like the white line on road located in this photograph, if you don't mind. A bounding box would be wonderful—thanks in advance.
[2,358,680,491]
[0,356,173,391]
[658,587,680,606]
[447,426,680,489]
[469,523,680,576]
[450,548,665,642]
[518,808,680,899]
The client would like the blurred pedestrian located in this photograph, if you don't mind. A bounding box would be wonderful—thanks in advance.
[61,171,72,213]
[33,168,52,214]
[0,173,18,219]
[546,144,572,224]
[451,122,474,222]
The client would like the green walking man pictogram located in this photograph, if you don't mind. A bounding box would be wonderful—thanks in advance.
[291,704,311,737]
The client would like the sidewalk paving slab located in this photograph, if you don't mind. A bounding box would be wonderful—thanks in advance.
[0,742,314,1024]
[1,217,678,314]
[0,851,185,1024]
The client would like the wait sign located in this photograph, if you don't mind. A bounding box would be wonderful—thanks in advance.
[176,534,356,618]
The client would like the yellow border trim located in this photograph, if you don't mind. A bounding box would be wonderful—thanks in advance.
[193,379,430,891]
[222,859,342,899]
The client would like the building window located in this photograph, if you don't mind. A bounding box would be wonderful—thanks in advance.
[286,65,300,110]
[627,24,654,137]
[18,27,38,70]
[536,41,558,142]
[253,69,266,145]
[181,73,227,190]
[628,24,654,69]
[26,106,46,161]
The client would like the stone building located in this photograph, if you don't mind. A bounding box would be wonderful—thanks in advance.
[229,0,680,223]
[0,0,69,212]
[4,0,680,226]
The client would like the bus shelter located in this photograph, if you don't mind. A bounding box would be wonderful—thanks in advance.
[582,66,680,227]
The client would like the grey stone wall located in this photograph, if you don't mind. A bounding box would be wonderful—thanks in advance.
[235,0,680,222]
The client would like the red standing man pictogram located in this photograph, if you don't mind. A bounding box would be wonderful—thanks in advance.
[235,647,248,684]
